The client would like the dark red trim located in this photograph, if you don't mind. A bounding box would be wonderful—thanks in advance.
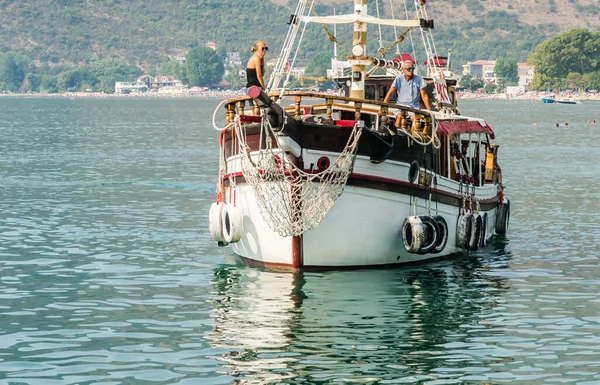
[239,115,262,123]
[437,120,495,138]
[235,251,470,271]
[223,171,500,210]
[351,172,499,205]
[334,120,357,127]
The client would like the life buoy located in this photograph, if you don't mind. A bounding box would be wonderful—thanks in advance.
[495,199,510,235]
[402,216,425,254]
[479,213,488,248]
[418,216,439,254]
[456,214,473,249]
[468,214,482,250]
[409,161,420,183]
[432,215,448,253]
[209,202,227,245]
[222,204,243,243]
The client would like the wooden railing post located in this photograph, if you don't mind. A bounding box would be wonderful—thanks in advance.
[237,100,246,116]
[380,105,389,124]
[326,98,334,120]
[294,96,302,117]
[226,102,236,123]
[423,114,432,135]
[400,109,408,130]
[354,102,362,121]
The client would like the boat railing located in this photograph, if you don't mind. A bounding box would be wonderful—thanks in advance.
[223,91,435,137]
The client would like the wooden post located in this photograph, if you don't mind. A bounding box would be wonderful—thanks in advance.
[326,98,334,120]
[294,96,302,117]
[354,102,362,121]
[380,105,389,124]
[226,102,236,123]
[238,100,246,116]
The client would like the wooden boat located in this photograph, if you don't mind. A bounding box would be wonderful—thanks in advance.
[209,0,510,269]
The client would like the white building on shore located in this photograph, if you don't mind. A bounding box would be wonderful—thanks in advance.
[463,60,535,90]
[115,75,184,94]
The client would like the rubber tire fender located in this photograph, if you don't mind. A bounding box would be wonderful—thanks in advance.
[456,214,473,249]
[222,204,243,243]
[432,215,448,254]
[402,216,425,254]
[418,216,440,254]
[468,214,482,251]
[479,212,488,248]
[209,202,227,244]
[495,199,510,235]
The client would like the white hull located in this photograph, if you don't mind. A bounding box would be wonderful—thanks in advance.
[225,155,501,269]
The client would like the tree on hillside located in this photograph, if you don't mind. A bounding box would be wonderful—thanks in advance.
[184,46,225,87]
[494,58,519,88]
[588,71,600,90]
[565,72,589,91]
[306,51,332,77]
[458,74,484,91]
[529,28,600,90]
[40,75,58,94]
[22,73,41,92]
[0,54,25,91]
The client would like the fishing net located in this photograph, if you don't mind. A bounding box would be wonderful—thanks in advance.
[233,115,362,237]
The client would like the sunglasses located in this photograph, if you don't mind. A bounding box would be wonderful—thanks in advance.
[261,47,269,51]
[405,67,415,71]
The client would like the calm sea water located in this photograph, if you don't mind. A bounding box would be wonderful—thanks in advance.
[1,96,599,384]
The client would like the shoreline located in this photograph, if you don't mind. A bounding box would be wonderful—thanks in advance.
[0,90,245,99]
[2,90,600,102]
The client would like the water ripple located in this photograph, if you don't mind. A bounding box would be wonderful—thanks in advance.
[1,98,600,383]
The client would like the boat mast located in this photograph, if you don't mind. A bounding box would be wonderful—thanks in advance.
[349,0,370,99]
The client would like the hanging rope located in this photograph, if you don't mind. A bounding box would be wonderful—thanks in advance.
[378,27,413,58]
[312,8,351,56]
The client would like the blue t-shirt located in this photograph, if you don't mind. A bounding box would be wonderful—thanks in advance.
[392,74,426,110]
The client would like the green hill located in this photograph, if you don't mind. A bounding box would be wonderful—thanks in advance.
[1,0,599,91]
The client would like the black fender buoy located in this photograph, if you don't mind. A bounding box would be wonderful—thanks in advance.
[468,214,482,250]
[479,212,488,248]
[495,199,510,235]
[432,215,448,253]
[418,216,440,254]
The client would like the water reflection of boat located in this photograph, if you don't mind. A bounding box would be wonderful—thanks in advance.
[207,253,511,383]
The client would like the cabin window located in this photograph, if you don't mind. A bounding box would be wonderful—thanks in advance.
[365,85,376,101]
[379,85,389,102]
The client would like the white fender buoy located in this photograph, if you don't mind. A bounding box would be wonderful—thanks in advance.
[456,214,473,249]
[468,214,482,251]
[495,199,510,235]
[432,215,448,253]
[209,202,227,245]
[222,204,243,243]
[402,216,425,254]
[479,213,488,248]
[418,216,439,254]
